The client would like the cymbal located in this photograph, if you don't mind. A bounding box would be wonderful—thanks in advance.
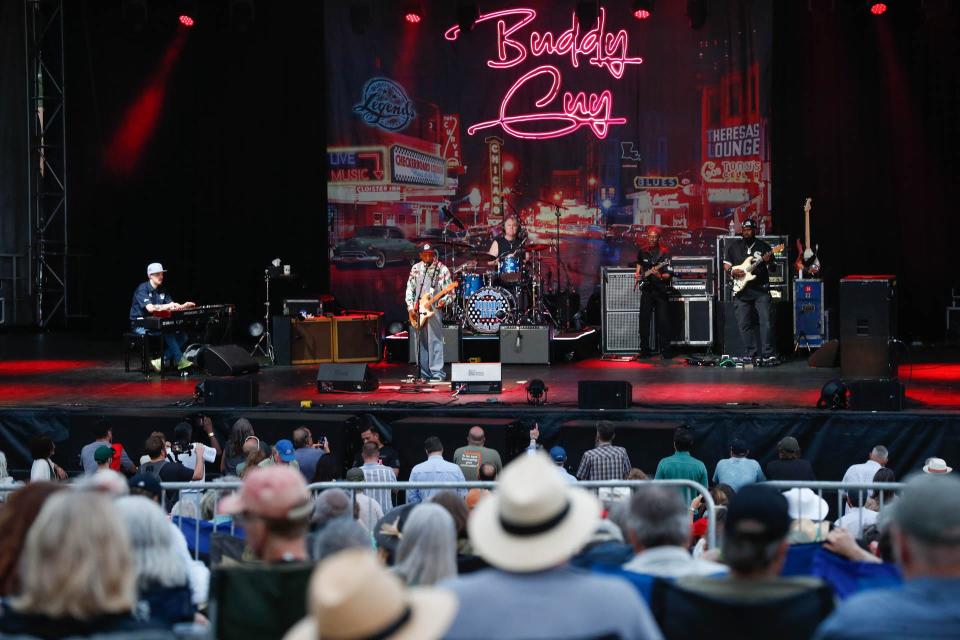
[526,243,551,252]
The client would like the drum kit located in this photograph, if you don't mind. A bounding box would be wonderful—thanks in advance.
[433,239,554,333]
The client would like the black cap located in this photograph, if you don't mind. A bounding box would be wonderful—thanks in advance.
[741,219,756,230]
[128,472,162,499]
[726,485,791,541]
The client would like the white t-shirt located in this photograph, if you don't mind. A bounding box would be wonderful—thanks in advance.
[30,459,53,481]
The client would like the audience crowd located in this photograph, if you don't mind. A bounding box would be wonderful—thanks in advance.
[0,416,956,640]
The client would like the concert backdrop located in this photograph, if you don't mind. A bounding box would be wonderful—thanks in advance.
[324,1,772,323]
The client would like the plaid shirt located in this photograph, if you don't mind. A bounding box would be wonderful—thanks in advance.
[405,261,453,311]
[577,443,631,481]
[360,462,396,512]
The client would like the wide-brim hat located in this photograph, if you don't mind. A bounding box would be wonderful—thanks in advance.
[468,453,600,573]
[783,487,829,521]
[282,549,457,640]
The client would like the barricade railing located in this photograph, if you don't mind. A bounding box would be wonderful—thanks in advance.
[761,480,905,536]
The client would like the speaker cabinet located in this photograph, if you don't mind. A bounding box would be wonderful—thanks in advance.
[333,315,381,362]
[667,297,713,346]
[840,276,897,378]
[274,316,333,365]
[200,345,260,376]
[500,325,551,364]
[316,363,379,392]
[578,380,632,409]
[847,378,904,411]
[408,325,461,364]
[199,377,258,407]
[451,362,502,394]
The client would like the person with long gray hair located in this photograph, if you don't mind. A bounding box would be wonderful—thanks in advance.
[115,495,195,627]
[312,517,372,561]
[393,503,458,586]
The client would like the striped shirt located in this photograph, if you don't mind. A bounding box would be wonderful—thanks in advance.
[360,462,396,512]
[577,443,631,481]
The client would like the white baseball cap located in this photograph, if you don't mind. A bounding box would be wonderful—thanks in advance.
[146,262,166,276]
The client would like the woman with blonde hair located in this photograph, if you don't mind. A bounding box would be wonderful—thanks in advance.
[0,491,173,638]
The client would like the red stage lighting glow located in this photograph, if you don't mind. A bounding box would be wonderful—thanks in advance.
[404,12,422,24]
[633,9,651,19]
[870,3,887,15]
[178,14,195,27]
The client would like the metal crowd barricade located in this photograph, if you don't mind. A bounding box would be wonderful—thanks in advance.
[157,478,716,561]
[762,480,906,536]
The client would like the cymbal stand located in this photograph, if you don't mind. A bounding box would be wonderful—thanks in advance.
[251,270,275,364]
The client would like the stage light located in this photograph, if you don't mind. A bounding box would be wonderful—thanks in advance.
[633,0,653,20]
[869,2,888,15]
[178,14,195,27]
[686,0,709,29]
[503,160,515,172]
[249,321,264,338]
[403,1,423,24]
[526,379,549,405]
[817,379,848,410]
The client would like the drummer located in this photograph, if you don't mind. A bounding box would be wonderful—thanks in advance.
[486,215,529,272]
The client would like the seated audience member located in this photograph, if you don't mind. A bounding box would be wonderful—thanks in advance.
[283,549,457,640]
[0,450,18,499]
[407,437,467,504]
[713,438,765,491]
[571,519,635,569]
[81,421,136,476]
[478,462,498,481]
[765,436,816,481]
[236,436,269,477]
[393,503,459,587]
[28,435,67,482]
[690,484,735,543]
[114,496,195,627]
[784,487,831,543]
[345,467,384,532]
[430,491,487,574]
[77,468,130,497]
[550,446,578,483]
[358,441,397,512]
[671,485,832,637]
[0,491,174,639]
[373,504,418,565]
[141,434,204,511]
[654,426,709,503]
[311,488,353,531]
[841,445,888,496]
[440,454,662,640]
[221,418,255,476]
[814,474,960,640]
[312,517,371,562]
[0,482,66,598]
[922,457,952,474]
[453,426,503,481]
[292,426,328,481]
[622,485,728,578]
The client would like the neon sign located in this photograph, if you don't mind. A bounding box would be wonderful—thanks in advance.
[445,7,642,141]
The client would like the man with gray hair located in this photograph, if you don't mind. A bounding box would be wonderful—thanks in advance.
[814,474,960,640]
[311,488,352,530]
[312,517,370,561]
[842,445,888,487]
[622,485,727,578]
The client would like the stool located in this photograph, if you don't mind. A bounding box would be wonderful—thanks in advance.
[123,331,164,376]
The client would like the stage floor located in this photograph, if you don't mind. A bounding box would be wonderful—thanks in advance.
[2,332,959,412]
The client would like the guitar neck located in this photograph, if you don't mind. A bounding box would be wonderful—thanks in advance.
[805,210,811,248]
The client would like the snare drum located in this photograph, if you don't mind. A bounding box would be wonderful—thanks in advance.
[465,287,516,334]
[498,255,521,283]
[460,272,483,298]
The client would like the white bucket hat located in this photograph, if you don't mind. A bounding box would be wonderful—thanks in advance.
[923,457,953,474]
[146,262,166,276]
[783,487,829,521]
[468,453,600,573]
[283,548,456,640]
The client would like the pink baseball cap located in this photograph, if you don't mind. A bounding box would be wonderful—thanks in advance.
[219,465,313,521]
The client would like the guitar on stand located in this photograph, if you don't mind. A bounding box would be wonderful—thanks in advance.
[795,197,821,278]
[409,282,458,329]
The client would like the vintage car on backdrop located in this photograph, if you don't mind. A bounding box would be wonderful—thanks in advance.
[330,226,420,269]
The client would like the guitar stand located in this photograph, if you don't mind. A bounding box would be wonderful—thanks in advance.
[794,332,815,355]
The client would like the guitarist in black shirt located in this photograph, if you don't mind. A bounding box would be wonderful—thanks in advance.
[634,227,673,359]
[723,219,778,365]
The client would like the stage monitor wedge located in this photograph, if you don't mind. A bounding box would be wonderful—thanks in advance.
[198,377,258,407]
[451,362,501,394]
[316,363,379,392]
[200,345,260,376]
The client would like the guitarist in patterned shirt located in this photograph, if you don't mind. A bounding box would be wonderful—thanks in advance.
[635,226,674,359]
[405,243,454,381]
[723,219,778,365]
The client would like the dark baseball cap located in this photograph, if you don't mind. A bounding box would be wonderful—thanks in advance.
[741,219,756,230]
[549,446,567,463]
[93,445,115,464]
[891,473,960,545]
[128,472,162,499]
[726,484,791,541]
[777,436,800,454]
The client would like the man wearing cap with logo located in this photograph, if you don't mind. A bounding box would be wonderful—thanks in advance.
[129,262,196,372]
[404,243,453,381]
[723,218,778,365]
[441,454,662,640]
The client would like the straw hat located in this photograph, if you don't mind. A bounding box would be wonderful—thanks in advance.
[783,487,829,521]
[923,457,953,474]
[283,548,456,640]
[468,453,600,572]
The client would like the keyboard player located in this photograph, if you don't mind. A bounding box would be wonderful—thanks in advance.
[130,262,196,372]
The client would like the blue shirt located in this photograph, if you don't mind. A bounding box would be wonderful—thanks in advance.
[294,447,324,482]
[129,281,171,321]
[713,456,765,492]
[814,577,960,640]
[406,454,466,504]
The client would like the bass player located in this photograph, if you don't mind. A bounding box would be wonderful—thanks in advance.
[723,219,778,365]
[635,226,674,359]
[405,243,454,381]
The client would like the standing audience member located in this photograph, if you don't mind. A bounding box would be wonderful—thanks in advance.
[842,445,888,487]
[358,442,396,512]
[407,437,467,504]
[81,421,136,476]
[93,445,116,473]
[441,454,663,640]
[141,434,204,511]
[271,439,300,470]
[221,418,255,476]
[814,474,960,640]
[282,549,457,640]
[550,446,578,483]
[765,436,816,481]
[577,421,632,481]
[452,426,503,481]
[352,421,400,478]
[0,491,174,638]
[293,427,328,482]
[713,438,765,492]
[0,482,66,597]
[622,485,728,578]
[312,454,342,483]
[344,467,383,532]
[394,503,459,587]
[0,450,17,497]
[654,426,709,503]
[114,496,195,627]
[28,435,67,482]
[168,418,220,481]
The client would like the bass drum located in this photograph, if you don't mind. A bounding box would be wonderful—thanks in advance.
[465,287,516,334]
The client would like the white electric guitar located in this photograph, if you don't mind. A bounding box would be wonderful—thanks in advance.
[408,282,458,329]
[731,243,784,295]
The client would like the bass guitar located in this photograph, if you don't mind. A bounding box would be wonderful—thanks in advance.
[634,259,670,290]
[794,197,821,277]
[731,244,784,295]
[409,282,458,329]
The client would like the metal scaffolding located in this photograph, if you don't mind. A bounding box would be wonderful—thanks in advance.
[24,0,69,327]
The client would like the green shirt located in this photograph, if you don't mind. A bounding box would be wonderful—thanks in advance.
[654,451,709,503]
[452,445,503,481]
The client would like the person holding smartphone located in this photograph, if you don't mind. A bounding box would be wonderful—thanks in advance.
[292,426,330,482]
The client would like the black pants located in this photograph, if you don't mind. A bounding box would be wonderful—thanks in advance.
[733,291,774,357]
[638,285,670,352]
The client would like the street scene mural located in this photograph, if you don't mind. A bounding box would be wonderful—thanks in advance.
[324,0,772,324]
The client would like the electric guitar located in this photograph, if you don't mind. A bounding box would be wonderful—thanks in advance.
[408,282,458,329]
[635,258,670,290]
[794,197,821,277]
[731,244,784,295]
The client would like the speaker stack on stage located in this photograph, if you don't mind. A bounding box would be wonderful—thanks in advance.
[839,275,903,411]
